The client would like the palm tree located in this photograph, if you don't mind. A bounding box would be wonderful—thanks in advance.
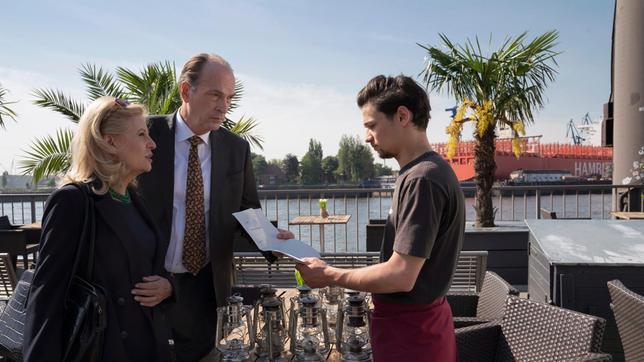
[419,31,559,227]
[0,83,17,129]
[21,62,263,182]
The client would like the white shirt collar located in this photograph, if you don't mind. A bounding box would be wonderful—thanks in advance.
[175,110,210,145]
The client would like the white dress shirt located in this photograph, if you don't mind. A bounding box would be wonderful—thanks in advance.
[165,111,212,273]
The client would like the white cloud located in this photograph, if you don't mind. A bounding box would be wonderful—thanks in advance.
[230,72,456,165]
[230,73,361,162]
[1,65,603,175]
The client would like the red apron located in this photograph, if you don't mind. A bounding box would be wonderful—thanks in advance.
[370,296,456,362]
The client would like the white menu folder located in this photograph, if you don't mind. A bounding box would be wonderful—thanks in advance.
[232,208,321,262]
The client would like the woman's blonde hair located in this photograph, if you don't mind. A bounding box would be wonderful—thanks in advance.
[62,96,147,194]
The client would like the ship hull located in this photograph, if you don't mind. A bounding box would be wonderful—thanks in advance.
[432,138,613,181]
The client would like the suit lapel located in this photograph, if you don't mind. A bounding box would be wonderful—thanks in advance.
[148,113,176,244]
[131,191,166,273]
[209,129,230,247]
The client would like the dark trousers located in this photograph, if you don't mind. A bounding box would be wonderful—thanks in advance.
[168,264,217,362]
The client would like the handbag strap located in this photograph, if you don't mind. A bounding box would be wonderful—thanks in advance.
[22,183,97,310]
[65,183,97,293]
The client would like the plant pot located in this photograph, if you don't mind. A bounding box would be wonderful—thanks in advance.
[320,208,329,218]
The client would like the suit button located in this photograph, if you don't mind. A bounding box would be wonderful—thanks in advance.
[117,297,126,306]
[120,331,128,339]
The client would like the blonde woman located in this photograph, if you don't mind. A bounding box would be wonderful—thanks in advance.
[24,97,174,362]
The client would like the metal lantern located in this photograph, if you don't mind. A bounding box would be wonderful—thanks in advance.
[319,286,344,340]
[288,285,314,350]
[216,295,255,362]
[289,294,331,361]
[336,292,372,361]
[253,285,288,361]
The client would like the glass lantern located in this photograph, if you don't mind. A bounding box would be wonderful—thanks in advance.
[215,295,255,362]
[288,294,331,361]
[253,285,288,361]
[319,286,344,340]
[336,293,372,361]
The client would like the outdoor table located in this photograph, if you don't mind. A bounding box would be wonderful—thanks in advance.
[0,226,39,269]
[611,211,644,220]
[288,215,351,253]
[18,221,42,244]
[526,219,644,360]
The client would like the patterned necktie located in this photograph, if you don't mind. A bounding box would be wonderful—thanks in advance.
[183,135,207,275]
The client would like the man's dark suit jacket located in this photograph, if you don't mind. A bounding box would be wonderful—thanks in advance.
[24,184,172,362]
[137,112,261,307]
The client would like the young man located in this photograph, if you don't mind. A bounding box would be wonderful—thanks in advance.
[296,75,465,361]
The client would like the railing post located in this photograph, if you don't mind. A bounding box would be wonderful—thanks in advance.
[30,196,37,223]
[535,189,541,219]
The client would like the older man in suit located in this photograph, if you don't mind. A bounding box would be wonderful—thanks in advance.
[138,53,292,361]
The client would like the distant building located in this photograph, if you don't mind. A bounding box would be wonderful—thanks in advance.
[0,173,57,192]
[257,164,287,187]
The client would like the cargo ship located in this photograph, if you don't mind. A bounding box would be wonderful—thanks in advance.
[431,136,613,182]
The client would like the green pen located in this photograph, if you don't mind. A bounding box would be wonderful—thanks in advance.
[295,270,305,287]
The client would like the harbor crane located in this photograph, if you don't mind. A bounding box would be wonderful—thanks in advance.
[566,119,585,145]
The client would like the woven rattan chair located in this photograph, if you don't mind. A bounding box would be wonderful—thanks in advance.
[607,280,644,362]
[456,296,612,362]
[0,269,33,361]
[0,254,17,308]
[448,271,519,328]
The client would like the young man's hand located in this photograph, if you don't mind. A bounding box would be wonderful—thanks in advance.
[295,258,334,288]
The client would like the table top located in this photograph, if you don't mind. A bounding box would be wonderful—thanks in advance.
[18,222,41,230]
[611,211,644,220]
[289,215,351,225]
[525,219,644,265]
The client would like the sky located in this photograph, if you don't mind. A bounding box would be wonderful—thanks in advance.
[0,0,614,174]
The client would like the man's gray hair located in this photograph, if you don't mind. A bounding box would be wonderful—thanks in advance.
[179,53,233,88]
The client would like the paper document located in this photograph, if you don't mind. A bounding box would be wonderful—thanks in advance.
[233,208,320,262]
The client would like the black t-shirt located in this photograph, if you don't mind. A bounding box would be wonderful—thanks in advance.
[374,151,465,304]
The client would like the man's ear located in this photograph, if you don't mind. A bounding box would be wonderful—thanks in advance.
[179,81,191,103]
[396,106,413,126]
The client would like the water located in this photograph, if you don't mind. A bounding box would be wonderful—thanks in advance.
[2,192,614,252]
[258,192,613,252]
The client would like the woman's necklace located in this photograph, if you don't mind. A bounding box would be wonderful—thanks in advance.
[109,188,131,203]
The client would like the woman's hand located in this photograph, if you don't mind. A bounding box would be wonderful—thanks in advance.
[131,275,172,307]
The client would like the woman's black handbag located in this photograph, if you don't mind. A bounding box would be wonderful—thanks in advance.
[0,183,107,361]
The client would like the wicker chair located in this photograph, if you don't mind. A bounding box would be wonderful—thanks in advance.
[448,271,519,328]
[607,280,644,362]
[0,269,33,361]
[0,254,17,308]
[456,296,612,362]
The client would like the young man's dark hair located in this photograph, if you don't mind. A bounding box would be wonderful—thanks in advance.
[356,75,432,130]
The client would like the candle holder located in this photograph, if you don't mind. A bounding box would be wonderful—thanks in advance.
[215,295,255,362]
